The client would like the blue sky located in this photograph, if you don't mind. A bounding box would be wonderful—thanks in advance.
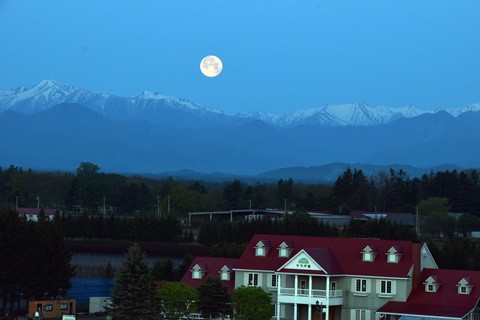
[0,0,479,114]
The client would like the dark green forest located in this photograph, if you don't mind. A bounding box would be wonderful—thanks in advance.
[1,163,479,215]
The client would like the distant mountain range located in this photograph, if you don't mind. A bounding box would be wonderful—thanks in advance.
[1,80,479,128]
[0,80,480,176]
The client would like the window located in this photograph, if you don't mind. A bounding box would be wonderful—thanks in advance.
[279,248,287,257]
[271,274,277,287]
[248,273,259,286]
[380,280,392,294]
[355,279,367,293]
[220,271,230,281]
[60,303,68,310]
[388,254,397,263]
[355,309,367,320]
[460,286,467,294]
[426,284,435,292]
[44,305,53,312]
[192,270,201,279]
[363,252,372,261]
[256,247,265,256]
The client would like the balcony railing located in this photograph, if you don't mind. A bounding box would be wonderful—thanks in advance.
[279,288,343,298]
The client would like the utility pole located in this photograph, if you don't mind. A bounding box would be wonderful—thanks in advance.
[415,205,420,236]
[103,197,107,218]
[157,195,161,219]
[248,199,252,210]
[37,196,40,209]
[167,194,171,215]
[15,196,19,210]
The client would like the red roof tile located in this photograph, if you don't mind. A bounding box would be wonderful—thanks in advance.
[181,257,238,294]
[378,268,480,318]
[235,234,419,278]
[17,208,58,216]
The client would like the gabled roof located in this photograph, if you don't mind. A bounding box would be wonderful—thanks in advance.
[181,257,238,294]
[278,241,294,248]
[303,248,343,274]
[362,244,378,253]
[18,208,58,216]
[235,234,419,278]
[387,246,403,254]
[255,240,271,248]
[379,268,480,319]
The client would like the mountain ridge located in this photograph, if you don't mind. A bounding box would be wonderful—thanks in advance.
[1,80,479,128]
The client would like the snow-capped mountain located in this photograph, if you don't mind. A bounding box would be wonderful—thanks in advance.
[0,80,236,128]
[0,80,479,128]
[237,103,429,127]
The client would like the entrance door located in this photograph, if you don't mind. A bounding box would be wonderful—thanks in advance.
[300,280,307,295]
[331,281,337,290]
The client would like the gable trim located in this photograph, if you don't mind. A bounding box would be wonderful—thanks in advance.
[276,249,327,274]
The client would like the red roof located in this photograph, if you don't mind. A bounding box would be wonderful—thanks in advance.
[378,268,480,319]
[181,257,238,294]
[17,208,58,216]
[235,234,419,278]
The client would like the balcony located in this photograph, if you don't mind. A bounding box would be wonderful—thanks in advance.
[277,288,343,305]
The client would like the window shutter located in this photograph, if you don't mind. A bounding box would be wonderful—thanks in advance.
[365,310,371,320]
[391,281,397,295]
[258,273,263,286]
[281,305,285,317]
[350,309,356,320]
[351,279,356,292]
[366,279,372,293]
[376,280,381,293]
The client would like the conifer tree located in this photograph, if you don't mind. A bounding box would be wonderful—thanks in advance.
[110,243,156,320]
[197,277,230,319]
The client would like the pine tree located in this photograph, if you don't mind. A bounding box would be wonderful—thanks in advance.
[175,253,194,281]
[110,243,156,320]
[197,277,230,319]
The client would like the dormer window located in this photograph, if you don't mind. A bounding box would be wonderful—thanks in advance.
[220,265,231,281]
[192,264,205,279]
[278,241,294,258]
[386,246,403,263]
[255,240,271,257]
[424,276,441,293]
[361,245,378,262]
[457,278,473,295]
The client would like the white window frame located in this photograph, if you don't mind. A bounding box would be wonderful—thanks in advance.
[363,252,372,262]
[256,247,265,256]
[192,270,201,279]
[220,271,230,281]
[354,309,367,320]
[271,274,277,287]
[355,279,367,293]
[248,273,259,286]
[380,280,392,294]
[426,284,436,292]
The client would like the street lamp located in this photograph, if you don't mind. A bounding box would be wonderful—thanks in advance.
[315,300,324,320]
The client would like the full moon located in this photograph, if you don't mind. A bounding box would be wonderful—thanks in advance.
[200,55,223,77]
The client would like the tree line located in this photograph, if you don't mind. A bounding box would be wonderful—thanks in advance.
[1,163,479,217]
[0,207,74,317]
[110,244,273,320]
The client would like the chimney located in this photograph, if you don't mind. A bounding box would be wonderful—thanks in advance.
[411,241,422,290]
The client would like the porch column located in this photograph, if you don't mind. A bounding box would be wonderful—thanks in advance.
[309,275,312,298]
[277,275,281,320]
[294,275,298,297]
[326,276,330,320]
[294,303,298,320]
[308,304,312,320]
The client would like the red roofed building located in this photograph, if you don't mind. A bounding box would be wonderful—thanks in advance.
[181,234,480,320]
[181,257,238,294]
[378,268,480,320]
[17,207,59,222]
